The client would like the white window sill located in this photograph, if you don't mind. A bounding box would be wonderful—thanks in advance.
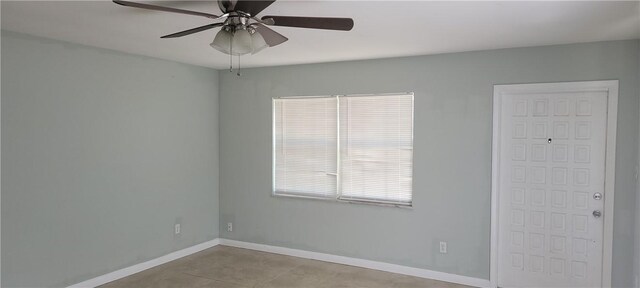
[272,192,413,209]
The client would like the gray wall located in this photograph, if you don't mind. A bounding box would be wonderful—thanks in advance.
[636,41,640,288]
[1,31,220,287]
[219,40,640,286]
[2,30,638,287]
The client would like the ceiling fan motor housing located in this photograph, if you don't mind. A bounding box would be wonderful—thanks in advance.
[224,12,251,31]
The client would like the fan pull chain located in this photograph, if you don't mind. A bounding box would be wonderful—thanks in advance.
[229,38,233,72]
[237,55,241,77]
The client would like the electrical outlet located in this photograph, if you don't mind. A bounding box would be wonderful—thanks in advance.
[227,222,233,232]
[174,223,181,235]
[439,241,447,253]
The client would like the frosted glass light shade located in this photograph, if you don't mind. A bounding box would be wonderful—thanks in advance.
[250,31,268,54]
[231,29,253,55]
[210,29,233,54]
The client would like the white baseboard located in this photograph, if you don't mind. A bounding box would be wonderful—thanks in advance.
[67,238,220,288]
[219,239,491,288]
[67,237,490,288]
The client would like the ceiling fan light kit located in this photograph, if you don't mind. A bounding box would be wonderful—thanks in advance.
[210,25,268,56]
[113,0,354,73]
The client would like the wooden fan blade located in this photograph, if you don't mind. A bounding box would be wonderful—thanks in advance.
[161,23,224,38]
[261,15,353,31]
[234,0,275,16]
[253,23,288,47]
[113,0,220,19]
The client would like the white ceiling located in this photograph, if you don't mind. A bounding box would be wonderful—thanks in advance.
[2,1,639,69]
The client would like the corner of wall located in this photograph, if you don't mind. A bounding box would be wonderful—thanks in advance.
[214,68,221,239]
[635,37,640,288]
[215,68,223,239]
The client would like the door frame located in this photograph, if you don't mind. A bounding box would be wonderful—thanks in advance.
[490,80,619,288]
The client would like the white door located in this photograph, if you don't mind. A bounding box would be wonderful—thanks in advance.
[494,81,617,288]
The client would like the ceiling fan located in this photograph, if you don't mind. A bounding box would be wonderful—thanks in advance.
[113,0,354,56]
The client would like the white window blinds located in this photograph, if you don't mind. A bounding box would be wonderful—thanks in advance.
[338,95,414,205]
[273,96,337,198]
[273,93,413,206]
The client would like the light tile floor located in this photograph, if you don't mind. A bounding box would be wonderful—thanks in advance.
[100,246,471,288]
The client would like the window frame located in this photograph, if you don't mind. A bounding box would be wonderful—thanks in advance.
[272,92,415,208]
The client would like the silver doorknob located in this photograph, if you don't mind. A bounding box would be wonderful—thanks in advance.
[593,193,602,200]
[593,210,602,218]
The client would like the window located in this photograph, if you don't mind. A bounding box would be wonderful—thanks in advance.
[273,96,338,198]
[273,93,414,206]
